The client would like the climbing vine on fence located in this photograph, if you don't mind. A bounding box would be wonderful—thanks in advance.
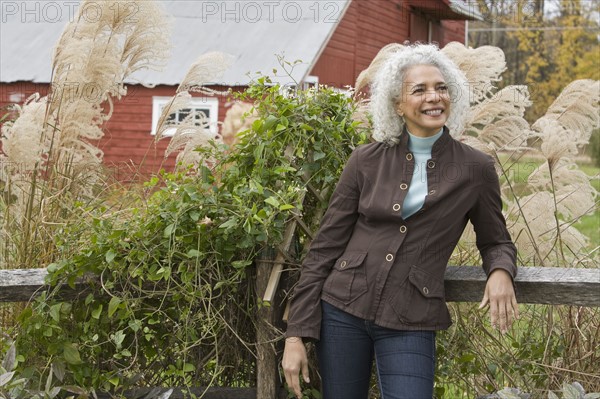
[6,78,367,397]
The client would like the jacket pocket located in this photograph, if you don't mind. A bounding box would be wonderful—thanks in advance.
[390,266,449,326]
[323,252,368,305]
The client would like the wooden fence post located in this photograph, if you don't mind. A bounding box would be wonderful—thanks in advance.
[255,250,280,399]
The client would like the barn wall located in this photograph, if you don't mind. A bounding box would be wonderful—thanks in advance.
[0,82,234,181]
[310,0,466,88]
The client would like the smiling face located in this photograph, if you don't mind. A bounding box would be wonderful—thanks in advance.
[395,64,451,138]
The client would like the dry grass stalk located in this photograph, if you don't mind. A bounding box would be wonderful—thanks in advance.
[156,52,234,169]
[0,0,171,271]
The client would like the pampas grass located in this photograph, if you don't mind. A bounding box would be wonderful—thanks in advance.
[156,52,234,169]
[0,0,171,270]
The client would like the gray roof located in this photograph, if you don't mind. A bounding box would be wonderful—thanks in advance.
[449,0,483,21]
[0,0,351,86]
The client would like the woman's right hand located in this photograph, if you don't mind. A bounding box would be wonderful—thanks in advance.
[282,337,310,399]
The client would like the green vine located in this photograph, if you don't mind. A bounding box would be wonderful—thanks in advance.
[8,78,367,396]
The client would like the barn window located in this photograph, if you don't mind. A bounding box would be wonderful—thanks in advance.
[151,96,219,136]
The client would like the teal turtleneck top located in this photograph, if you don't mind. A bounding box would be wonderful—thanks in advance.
[402,128,444,219]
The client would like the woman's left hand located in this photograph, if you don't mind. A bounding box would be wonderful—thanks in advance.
[479,269,519,334]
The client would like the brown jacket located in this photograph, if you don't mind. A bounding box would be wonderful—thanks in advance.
[286,128,517,340]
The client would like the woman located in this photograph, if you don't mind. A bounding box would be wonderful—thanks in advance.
[282,43,518,399]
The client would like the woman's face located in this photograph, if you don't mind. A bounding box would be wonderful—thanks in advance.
[396,64,451,138]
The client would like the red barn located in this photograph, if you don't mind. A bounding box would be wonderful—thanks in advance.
[0,0,480,179]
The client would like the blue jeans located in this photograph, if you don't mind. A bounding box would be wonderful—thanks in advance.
[316,301,436,399]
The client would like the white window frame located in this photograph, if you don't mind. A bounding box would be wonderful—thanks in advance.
[278,75,320,96]
[151,96,219,136]
[302,75,319,90]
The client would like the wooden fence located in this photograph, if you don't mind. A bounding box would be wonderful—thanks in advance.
[1,265,599,399]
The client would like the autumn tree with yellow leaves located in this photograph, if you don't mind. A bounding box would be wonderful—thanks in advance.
[472,0,600,122]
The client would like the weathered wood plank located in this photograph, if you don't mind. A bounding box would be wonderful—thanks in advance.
[1,266,599,306]
[445,266,600,307]
[0,268,50,302]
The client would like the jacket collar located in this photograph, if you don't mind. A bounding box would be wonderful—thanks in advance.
[399,126,451,157]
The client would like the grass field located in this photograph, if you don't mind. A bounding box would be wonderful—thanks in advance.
[571,162,599,249]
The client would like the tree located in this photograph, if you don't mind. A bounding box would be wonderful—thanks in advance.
[470,0,600,122]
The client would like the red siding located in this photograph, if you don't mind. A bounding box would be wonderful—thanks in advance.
[0,82,235,181]
[1,1,466,176]
[440,20,466,44]
[310,0,466,88]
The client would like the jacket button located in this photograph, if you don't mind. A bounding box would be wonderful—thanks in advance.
[399,225,407,233]
[399,183,408,190]
[393,203,401,212]
[427,160,436,168]
[423,287,429,295]
[406,153,413,161]
[340,261,347,268]
[385,254,394,262]
[428,189,436,195]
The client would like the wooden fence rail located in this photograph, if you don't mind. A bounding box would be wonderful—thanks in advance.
[1,266,599,305]
[1,265,598,399]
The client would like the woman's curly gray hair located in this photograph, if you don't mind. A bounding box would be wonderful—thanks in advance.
[370,43,470,146]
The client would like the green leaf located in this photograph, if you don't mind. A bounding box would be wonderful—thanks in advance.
[105,249,116,263]
[63,343,82,365]
[1,343,16,371]
[563,383,584,399]
[183,363,195,372]
[91,304,103,319]
[163,223,175,237]
[219,218,238,229]
[313,151,326,161]
[49,303,61,322]
[0,371,15,387]
[189,210,200,221]
[111,330,126,348]
[275,123,287,131]
[108,297,121,318]
[45,364,53,393]
[279,204,295,211]
[458,353,475,363]
[52,360,66,382]
[265,196,280,207]
[232,260,252,269]
[186,249,202,258]
[263,115,278,130]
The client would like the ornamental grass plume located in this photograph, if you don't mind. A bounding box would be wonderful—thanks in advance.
[441,42,507,104]
[510,79,600,265]
[0,0,171,269]
[460,85,533,154]
[425,42,598,267]
[158,52,234,169]
[423,43,599,395]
